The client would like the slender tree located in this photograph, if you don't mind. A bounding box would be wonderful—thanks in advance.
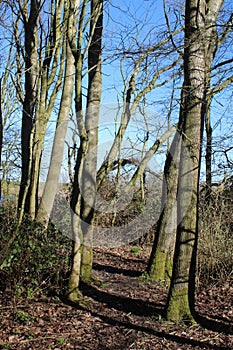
[11,0,66,218]
[36,0,77,226]
[17,0,41,215]
[67,0,103,300]
[165,0,206,321]
[204,0,233,196]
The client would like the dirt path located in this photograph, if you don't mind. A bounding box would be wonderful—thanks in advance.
[0,246,232,349]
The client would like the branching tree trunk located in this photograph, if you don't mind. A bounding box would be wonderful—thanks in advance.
[36,0,77,226]
[15,0,65,219]
[97,48,182,190]
[67,0,103,300]
[28,0,65,218]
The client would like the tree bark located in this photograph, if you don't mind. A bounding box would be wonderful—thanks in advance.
[204,0,224,200]
[147,131,181,281]
[27,0,65,218]
[36,0,77,226]
[147,0,224,287]
[18,0,40,215]
[67,0,103,299]
[165,0,206,322]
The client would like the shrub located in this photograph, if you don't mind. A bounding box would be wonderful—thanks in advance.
[197,183,233,285]
[0,203,71,297]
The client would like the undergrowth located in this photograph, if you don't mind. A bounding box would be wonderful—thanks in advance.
[0,203,71,298]
[0,181,232,300]
[197,184,233,286]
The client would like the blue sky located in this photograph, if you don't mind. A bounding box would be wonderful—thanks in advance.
[1,0,232,184]
[39,0,233,183]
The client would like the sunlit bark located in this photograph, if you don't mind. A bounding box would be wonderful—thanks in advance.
[67,0,103,300]
[36,0,77,226]
[165,0,206,322]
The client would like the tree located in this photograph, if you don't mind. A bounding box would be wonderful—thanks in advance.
[16,0,41,216]
[0,35,20,202]
[36,0,77,226]
[202,0,233,198]
[147,130,182,281]
[147,0,233,284]
[13,0,66,218]
[91,17,184,248]
[67,0,103,300]
[164,0,206,321]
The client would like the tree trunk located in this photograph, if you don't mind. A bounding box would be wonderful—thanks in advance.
[80,0,103,282]
[147,132,181,281]
[146,83,186,282]
[204,0,223,200]
[165,0,206,322]
[66,0,88,300]
[36,0,77,226]
[17,1,65,218]
[67,0,103,299]
[18,1,40,215]
[147,0,225,285]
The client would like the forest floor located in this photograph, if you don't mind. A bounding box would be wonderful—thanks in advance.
[0,245,232,350]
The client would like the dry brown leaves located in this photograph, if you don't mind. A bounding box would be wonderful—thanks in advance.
[0,246,232,349]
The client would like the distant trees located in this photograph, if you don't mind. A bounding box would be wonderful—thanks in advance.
[0,35,19,201]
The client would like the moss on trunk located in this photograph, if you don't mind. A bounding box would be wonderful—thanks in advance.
[165,287,195,323]
[66,242,82,302]
[148,250,172,281]
[81,245,93,282]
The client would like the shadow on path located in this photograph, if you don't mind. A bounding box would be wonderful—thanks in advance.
[93,262,142,277]
[62,296,232,350]
[80,281,164,316]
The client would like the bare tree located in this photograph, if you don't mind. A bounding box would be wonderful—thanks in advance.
[36,0,77,226]
[204,0,233,198]
[146,0,233,286]
[9,0,66,218]
[16,0,41,216]
[165,0,206,321]
[67,0,103,300]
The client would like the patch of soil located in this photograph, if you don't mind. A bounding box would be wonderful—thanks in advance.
[0,246,232,349]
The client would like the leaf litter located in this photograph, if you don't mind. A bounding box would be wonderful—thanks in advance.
[0,245,232,349]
